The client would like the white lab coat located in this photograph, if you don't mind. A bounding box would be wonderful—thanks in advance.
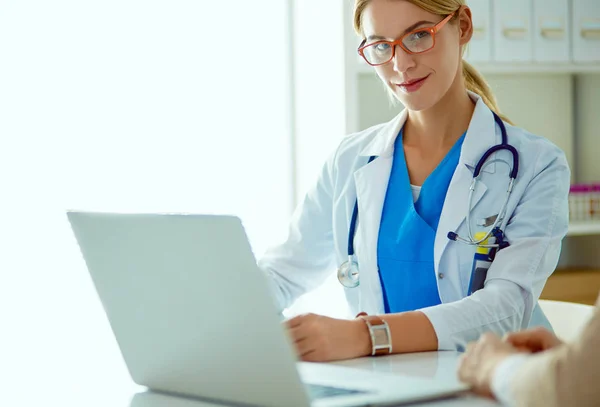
[259,92,570,351]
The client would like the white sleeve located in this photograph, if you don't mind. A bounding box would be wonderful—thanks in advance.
[421,145,570,350]
[491,354,530,406]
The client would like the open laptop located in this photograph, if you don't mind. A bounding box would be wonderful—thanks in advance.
[67,211,467,407]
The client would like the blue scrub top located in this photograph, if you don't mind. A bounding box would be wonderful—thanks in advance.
[377,129,466,313]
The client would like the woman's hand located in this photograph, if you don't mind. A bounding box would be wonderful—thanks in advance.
[504,327,563,353]
[458,333,522,398]
[285,313,371,362]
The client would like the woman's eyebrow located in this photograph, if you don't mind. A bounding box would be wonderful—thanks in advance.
[365,20,434,42]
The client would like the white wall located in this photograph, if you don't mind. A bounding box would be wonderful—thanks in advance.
[0,1,293,401]
[283,0,351,319]
[576,74,600,183]
[561,74,600,268]
[486,74,574,175]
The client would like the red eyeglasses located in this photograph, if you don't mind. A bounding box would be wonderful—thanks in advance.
[358,12,455,66]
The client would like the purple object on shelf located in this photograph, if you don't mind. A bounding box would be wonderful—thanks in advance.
[570,184,584,194]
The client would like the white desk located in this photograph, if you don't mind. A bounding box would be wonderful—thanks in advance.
[130,388,498,407]
[332,352,499,407]
[2,345,498,407]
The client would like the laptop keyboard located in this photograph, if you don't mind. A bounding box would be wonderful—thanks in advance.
[305,383,368,400]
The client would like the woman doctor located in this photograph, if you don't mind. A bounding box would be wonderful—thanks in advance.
[259,0,570,362]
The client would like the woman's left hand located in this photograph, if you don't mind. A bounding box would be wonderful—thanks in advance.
[457,333,521,398]
[285,313,371,362]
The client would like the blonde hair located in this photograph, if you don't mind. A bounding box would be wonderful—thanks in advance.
[354,0,510,123]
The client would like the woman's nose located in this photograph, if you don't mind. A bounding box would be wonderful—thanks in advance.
[391,44,416,73]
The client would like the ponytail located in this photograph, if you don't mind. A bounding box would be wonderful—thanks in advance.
[462,60,513,124]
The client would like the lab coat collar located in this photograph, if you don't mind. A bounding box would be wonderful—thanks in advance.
[358,92,501,171]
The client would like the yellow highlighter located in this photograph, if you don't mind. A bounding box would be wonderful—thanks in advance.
[468,232,496,295]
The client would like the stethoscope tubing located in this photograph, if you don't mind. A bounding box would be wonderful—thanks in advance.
[338,112,518,288]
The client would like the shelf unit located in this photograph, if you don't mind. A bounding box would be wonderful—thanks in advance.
[567,222,600,236]
[470,64,600,75]
[355,61,600,75]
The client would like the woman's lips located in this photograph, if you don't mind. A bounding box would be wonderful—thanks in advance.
[397,75,430,93]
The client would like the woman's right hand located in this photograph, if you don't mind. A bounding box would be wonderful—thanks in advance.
[504,327,564,353]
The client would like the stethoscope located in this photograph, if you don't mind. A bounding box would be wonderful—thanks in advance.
[337,112,518,289]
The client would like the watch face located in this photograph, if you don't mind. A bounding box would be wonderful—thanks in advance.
[373,325,389,347]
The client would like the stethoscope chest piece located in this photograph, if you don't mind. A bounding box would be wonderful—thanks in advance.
[337,258,360,288]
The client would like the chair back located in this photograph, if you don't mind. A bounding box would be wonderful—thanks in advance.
[539,299,595,342]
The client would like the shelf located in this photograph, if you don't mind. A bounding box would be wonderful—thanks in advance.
[471,63,600,75]
[567,222,600,236]
[355,61,600,75]
[541,268,600,305]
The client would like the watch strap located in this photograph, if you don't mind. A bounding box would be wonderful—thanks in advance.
[356,312,392,356]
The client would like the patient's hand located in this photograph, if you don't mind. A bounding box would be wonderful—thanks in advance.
[285,313,371,362]
[503,327,564,353]
[458,333,521,399]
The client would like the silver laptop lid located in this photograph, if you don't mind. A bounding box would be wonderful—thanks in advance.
[68,211,310,407]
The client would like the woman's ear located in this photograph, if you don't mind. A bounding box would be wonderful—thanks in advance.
[457,6,473,46]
